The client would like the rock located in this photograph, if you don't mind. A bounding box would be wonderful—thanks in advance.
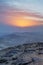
[12,57,17,60]
[11,62,17,65]
[18,62,29,65]
[0,43,43,65]
[0,58,7,63]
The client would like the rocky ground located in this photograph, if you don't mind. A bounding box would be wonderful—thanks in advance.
[0,42,43,65]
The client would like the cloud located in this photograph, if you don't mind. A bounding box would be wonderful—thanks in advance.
[2,0,43,14]
[0,0,43,27]
[0,9,43,27]
[0,0,43,14]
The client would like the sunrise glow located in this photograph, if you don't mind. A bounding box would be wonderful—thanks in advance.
[0,0,43,28]
[14,16,39,27]
[4,14,43,27]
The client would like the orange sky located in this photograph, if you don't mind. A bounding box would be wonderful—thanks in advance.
[0,0,43,28]
[1,11,43,27]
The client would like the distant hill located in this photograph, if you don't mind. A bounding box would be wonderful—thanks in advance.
[0,32,43,50]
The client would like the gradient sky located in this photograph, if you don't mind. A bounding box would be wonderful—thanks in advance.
[0,0,43,33]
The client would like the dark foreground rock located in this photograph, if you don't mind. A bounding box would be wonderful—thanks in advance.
[0,42,43,65]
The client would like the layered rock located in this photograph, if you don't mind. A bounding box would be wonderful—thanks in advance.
[0,42,43,65]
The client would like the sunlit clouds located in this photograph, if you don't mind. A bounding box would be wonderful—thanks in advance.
[0,9,43,27]
[0,0,43,27]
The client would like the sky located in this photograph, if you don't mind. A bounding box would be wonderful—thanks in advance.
[0,0,43,34]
